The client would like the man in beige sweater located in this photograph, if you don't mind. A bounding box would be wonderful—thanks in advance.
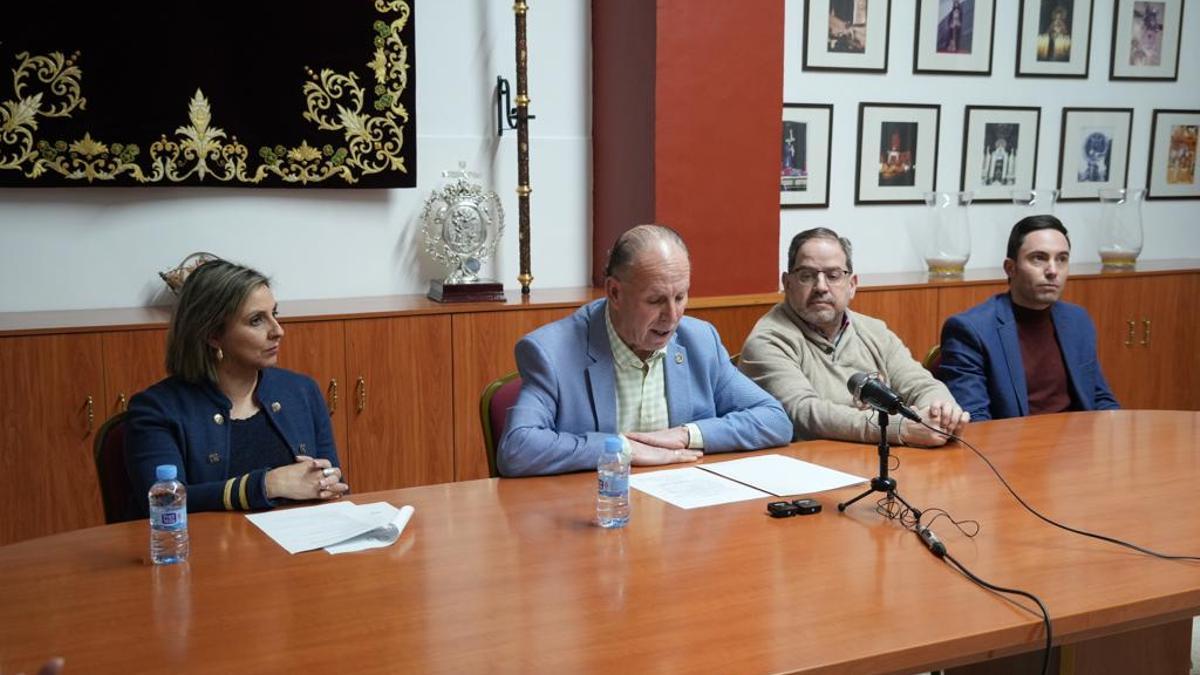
[739,228,969,447]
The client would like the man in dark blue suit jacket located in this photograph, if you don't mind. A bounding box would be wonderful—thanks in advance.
[498,225,791,477]
[940,216,1119,420]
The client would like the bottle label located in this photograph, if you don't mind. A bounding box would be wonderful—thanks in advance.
[154,507,188,530]
[598,472,628,496]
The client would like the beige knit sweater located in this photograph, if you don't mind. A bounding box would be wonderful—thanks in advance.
[739,302,954,444]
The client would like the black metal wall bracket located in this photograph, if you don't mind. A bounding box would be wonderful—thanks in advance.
[496,76,536,136]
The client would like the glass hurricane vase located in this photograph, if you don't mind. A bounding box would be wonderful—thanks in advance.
[1097,188,1145,268]
[924,191,974,277]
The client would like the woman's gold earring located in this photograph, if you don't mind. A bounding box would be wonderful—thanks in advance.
[216,347,224,362]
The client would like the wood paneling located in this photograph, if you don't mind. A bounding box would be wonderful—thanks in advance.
[100,329,167,419]
[936,283,1009,327]
[0,265,1196,544]
[345,316,454,491]
[687,303,775,357]
[275,320,350,480]
[0,334,105,544]
[451,308,574,481]
[947,618,1192,675]
[1066,274,1200,410]
[853,288,940,360]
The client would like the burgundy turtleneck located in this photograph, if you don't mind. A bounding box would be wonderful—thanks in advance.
[1012,300,1073,415]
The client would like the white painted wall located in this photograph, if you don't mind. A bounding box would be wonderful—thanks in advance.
[2,1,1197,312]
[0,1,592,312]
[780,0,1200,280]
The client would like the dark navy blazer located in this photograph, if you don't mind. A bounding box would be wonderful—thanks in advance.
[939,293,1119,421]
[125,367,339,515]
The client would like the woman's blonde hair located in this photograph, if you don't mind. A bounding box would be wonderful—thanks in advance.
[166,260,270,383]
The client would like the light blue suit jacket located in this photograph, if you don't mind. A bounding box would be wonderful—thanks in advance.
[497,299,792,476]
[939,293,1119,421]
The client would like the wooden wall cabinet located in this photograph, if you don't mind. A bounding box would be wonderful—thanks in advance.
[1064,274,1200,410]
[451,308,574,481]
[344,316,455,492]
[274,320,350,479]
[0,334,106,545]
[1,263,1195,544]
[100,329,167,419]
[263,315,460,493]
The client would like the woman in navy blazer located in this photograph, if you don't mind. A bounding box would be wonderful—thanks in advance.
[125,260,347,516]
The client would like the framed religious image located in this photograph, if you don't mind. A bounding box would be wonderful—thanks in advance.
[1057,108,1134,201]
[1109,0,1185,80]
[855,102,941,204]
[1146,109,1200,199]
[781,104,834,208]
[960,106,1041,201]
[1015,0,1095,78]
[803,0,892,73]
[913,0,997,75]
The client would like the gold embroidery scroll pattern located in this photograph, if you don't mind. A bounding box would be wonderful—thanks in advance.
[299,1,411,182]
[0,0,411,185]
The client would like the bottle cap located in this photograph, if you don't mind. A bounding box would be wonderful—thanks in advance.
[155,464,178,481]
[604,436,622,453]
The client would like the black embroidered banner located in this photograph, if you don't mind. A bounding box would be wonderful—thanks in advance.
[0,1,415,188]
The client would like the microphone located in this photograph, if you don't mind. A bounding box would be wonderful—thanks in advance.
[847,372,922,423]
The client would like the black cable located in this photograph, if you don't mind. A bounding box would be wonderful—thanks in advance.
[855,416,1052,672]
[942,550,1053,675]
[919,507,980,539]
[909,519,1050,674]
[921,420,1200,562]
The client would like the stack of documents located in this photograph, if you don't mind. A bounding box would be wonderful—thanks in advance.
[246,501,415,554]
[629,454,865,509]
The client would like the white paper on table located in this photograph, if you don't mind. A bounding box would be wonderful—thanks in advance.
[698,454,867,497]
[324,504,415,554]
[245,501,412,554]
[630,467,771,509]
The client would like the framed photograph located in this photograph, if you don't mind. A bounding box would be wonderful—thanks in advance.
[960,106,1041,201]
[1146,109,1200,199]
[781,104,834,208]
[1057,108,1134,201]
[855,102,941,204]
[803,0,892,73]
[1015,0,1095,78]
[1109,0,1185,80]
[913,0,997,75]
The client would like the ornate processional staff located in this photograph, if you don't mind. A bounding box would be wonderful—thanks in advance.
[514,1,533,294]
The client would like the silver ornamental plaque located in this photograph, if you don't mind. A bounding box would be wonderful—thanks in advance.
[421,163,505,287]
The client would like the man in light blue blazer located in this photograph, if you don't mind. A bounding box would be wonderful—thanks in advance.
[498,225,792,477]
[940,216,1119,421]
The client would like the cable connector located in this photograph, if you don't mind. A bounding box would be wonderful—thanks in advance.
[918,526,946,558]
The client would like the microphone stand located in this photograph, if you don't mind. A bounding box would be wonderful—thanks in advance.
[838,410,921,518]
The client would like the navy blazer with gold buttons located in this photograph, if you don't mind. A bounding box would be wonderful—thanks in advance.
[125,367,339,516]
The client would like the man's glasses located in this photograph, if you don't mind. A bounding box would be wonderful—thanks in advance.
[789,267,850,286]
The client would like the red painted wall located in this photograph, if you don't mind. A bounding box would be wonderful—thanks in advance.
[591,1,657,285]
[592,0,785,295]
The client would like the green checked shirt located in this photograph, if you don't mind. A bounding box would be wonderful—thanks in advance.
[605,307,703,448]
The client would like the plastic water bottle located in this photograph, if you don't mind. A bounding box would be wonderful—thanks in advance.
[597,435,631,528]
[149,464,189,565]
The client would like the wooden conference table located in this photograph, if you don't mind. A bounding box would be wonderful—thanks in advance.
[1,411,1198,674]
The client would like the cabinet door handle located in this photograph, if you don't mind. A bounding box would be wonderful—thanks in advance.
[355,376,366,413]
[1124,320,1135,347]
[1141,318,1151,347]
[85,395,95,434]
[117,392,128,413]
[327,378,339,416]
